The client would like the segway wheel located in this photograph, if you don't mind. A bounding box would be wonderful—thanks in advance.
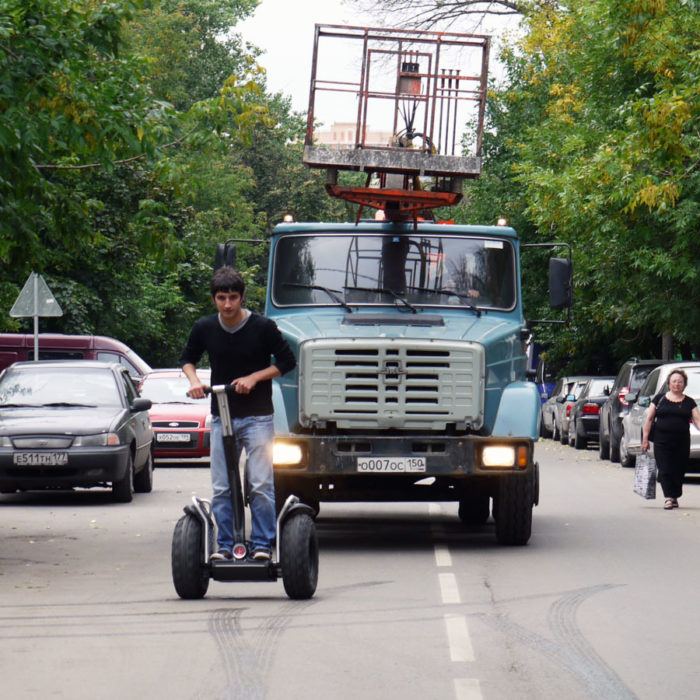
[280,512,318,600]
[171,513,210,599]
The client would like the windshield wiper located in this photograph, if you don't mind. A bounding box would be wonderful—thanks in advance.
[43,402,98,408]
[406,285,482,317]
[343,286,417,314]
[282,283,354,312]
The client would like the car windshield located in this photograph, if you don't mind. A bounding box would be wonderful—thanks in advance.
[679,371,700,398]
[271,233,516,310]
[586,378,612,396]
[140,376,209,404]
[0,367,121,407]
[630,366,656,390]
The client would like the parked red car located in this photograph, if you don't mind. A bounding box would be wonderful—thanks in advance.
[138,369,211,460]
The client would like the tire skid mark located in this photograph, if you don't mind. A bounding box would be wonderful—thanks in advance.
[478,583,637,700]
[208,600,316,699]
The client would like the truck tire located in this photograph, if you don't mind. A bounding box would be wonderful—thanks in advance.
[171,513,210,599]
[280,512,318,600]
[458,493,490,526]
[495,475,533,546]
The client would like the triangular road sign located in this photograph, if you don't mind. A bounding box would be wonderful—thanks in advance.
[10,272,63,318]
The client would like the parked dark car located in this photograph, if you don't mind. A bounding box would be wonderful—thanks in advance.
[0,361,154,501]
[567,376,615,449]
[138,368,211,459]
[558,377,592,445]
[598,358,663,462]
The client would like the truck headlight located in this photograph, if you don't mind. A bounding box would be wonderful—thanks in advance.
[273,440,303,466]
[482,445,515,467]
[480,444,529,468]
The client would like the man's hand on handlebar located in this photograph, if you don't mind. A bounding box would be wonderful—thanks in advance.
[186,384,209,399]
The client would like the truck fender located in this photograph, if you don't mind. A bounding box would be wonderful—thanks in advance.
[491,381,541,440]
[272,381,290,433]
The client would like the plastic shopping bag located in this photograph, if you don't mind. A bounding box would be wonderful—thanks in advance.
[633,452,657,500]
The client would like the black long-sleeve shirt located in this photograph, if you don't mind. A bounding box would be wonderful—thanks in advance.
[179,312,296,417]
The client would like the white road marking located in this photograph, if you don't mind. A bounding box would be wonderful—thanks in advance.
[454,678,483,700]
[444,614,475,662]
[434,543,452,567]
[439,572,461,604]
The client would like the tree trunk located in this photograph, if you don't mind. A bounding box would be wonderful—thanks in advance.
[662,332,674,361]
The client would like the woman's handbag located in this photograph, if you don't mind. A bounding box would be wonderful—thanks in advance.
[633,452,657,499]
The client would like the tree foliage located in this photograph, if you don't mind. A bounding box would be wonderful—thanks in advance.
[0,0,352,367]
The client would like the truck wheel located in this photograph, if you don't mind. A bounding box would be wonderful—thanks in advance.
[495,475,533,546]
[134,449,154,493]
[458,494,490,526]
[171,513,210,599]
[280,512,318,600]
[112,452,134,503]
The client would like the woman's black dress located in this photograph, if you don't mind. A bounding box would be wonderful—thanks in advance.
[651,393,697,498]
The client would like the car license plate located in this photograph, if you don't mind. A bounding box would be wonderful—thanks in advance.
[156,433,191,443]
[357,456,426,473]
[13,452,68,466]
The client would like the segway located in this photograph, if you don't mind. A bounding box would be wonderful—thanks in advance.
[171,385,318,600]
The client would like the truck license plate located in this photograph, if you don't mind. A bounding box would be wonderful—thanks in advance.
[156,433,191,443]
[13,452,68,466]
[356,457,426,473]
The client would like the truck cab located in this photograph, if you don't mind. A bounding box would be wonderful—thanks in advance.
[265,219,562,545]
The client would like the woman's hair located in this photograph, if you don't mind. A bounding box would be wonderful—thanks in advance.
[668,369,688,389]
[210,266,245,297]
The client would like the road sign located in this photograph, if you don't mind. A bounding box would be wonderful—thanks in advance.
[10,273,63,318]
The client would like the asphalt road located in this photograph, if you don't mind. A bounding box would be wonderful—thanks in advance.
[2,442,700,700]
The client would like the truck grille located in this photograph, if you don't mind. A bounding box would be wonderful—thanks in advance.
[298,339,484,430]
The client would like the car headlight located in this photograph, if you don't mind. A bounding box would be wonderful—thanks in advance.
[73,433,121,447]
[273,441,304,466]
[0,436,11,447]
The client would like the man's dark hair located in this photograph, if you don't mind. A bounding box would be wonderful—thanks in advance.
[210,266,245,297]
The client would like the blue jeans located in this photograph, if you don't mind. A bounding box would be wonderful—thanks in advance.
[210,414,276,552]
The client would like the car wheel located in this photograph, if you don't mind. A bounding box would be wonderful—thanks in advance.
[540,413,552,439]
[620,432,636,468]
[609,420,621,463]
[573,420,587,450]
[552,419,559,442]
[560,421,569,445]
[112,451,134,503]
[598,422,610,460]
[134,447,154,493]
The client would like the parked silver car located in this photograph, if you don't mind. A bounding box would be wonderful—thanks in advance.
[620,361,700,468]
[541,375,591,441]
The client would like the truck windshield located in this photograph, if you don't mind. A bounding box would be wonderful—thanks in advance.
[272,233,516,310]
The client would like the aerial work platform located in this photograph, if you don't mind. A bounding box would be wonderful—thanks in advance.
[303,25,490,220]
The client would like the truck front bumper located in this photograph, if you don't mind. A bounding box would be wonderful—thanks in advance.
[273,433,534,502]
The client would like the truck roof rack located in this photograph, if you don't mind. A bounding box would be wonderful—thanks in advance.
[303,24,490,222]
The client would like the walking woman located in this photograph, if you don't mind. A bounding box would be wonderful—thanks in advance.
[642,369,700,510]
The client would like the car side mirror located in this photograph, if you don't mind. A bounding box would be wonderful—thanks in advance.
[131,397,152,412]
[556,396,565,403]
[638,395,650,408]
[626,392,638,405]
[565,394,575,401]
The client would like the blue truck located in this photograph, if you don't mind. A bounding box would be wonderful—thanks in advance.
[229,26,570,545]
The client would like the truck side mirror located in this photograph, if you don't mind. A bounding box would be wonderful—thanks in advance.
[549,257,572,309]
